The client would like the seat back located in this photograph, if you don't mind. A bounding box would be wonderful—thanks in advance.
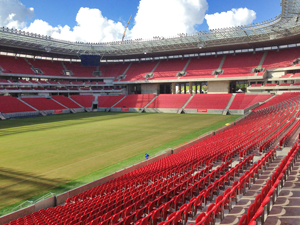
[238,214,248,225]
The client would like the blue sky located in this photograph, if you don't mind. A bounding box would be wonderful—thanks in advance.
[0,0,282,42]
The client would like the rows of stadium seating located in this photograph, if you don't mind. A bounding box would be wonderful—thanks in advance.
[27,59,66,76]
[1,48,299,80]
[0,94,273,115]
[0,55,34,74]
[238,142,300,224]
[229,94,272,110]
[220,52,264,77]
[123,61,158,81]
[64,62,97,77]
[0,95,96,113]
[262,48,300,69]
[97,95,125,108]
[114,94,156,108]
[52,95,82,109]
[21,98,67,111]
[250,83,300,87]
[70,95,95,108]
[0,79,106,85]
[6,92,300,225]
[184,56,221,79]
[148,59,189,80]
[146,94,191,109]
[0,87,117,92]
[0,96,35,113]
[185,94,232,109]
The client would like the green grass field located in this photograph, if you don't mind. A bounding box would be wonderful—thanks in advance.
[0,112,240,213]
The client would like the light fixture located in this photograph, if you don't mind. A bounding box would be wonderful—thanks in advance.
[197,43,204,49]
[45,47,51,52]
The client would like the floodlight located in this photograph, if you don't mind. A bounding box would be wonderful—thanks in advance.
[45,47,51,52]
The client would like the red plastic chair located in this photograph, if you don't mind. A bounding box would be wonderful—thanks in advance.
[151,208,163,225]
[247,203,256,222]
[214,195,224,221]
[123,212,136,225]
[238,214,248,225]
[195,212,206,225]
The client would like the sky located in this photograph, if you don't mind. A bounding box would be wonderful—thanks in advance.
[0,0,282,43]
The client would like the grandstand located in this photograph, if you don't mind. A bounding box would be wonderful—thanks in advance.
[97,95,125,110]
[1,0,300,224]
[112,94,156,112]
[70,95,95,109]
[146,94,191,113]
[21,97,67,112]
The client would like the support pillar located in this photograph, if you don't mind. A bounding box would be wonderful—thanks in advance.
[189,82,193,95]
[172,83,176,94]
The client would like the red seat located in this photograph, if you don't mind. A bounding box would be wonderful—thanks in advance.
[151,208,163,225]
[247,203,256,222]
[213,195,224,220]
[238,214,248,225]
[123,212,136,225]
[195,212,206,225]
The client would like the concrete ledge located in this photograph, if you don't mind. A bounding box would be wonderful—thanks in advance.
[0,205,35,225]
[183,109,224,114]
[3,111,40,119]
[97,107,109,112]
[73,108,85,113]
[145,108,179,113]
[111,108,140,112]
[34,197,56,212]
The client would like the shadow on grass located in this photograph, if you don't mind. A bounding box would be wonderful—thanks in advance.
[0,112,142,137]
[0,166,82,215]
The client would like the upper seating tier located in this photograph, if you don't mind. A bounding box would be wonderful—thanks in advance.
[184,56,222,78]
[122,61,157,81]
[262,48,300,69]
[27,59,66,76]
[64,62,96,77]
[99,63,129,78]
[0,56,34,74]
[220,52,263,76]
[148,58,189,80]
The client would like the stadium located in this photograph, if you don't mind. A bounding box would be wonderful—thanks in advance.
[1,0,300,224]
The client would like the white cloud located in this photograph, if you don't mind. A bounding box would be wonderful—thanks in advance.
[0,0,125,42]
[23,7,125,42]
[0,0,34,29]
[130,0,208,40]
[23,19,59,36]
[205,8,256,30]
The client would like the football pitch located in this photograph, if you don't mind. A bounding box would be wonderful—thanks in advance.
[0,112,240,212]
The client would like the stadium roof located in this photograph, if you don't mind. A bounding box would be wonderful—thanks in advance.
[0,0,300,60]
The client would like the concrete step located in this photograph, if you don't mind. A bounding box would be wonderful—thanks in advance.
[178,95,194,114]
[0,114,6,120]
